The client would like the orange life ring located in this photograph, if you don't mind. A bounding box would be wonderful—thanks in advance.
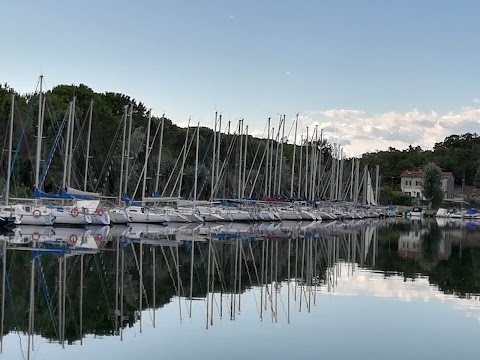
[69,234,78,244]
[96,208,104,216]
[32,210,41,218]
[32,232,40,241]
[70,207,79,217]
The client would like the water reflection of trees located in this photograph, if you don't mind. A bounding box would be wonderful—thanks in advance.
[2,219,480,346]
[377,220,480,297]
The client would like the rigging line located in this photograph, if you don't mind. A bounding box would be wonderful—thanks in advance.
[240,242,261,316]
[211,126,239,197]
[93,113,124,193]
[0,107,10,167]
[130,116,163,200]
[5,266,26,360]
[169,245,187,299]
[208,243,225,316]
[38,109,69,189]
[245,121,269,188]
[128,243,152,317]
[188,131,213,199]
[193,242,211,307]
[93,255,116,327]
[159,245,179,294]
[169,125,197,198]
[286,116,295,140]
[211,242,227,294]
[5,93,36,187]
[72,103,90,153]
[35,259,58,336]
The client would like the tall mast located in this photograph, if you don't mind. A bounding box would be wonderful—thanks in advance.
[237,119,243,199]
[62,101,73,189]
[273,115,282,195]
[268,126,274,197]
[154,114,165,195]
[310,125,318,201]
[216,114,222,197]
[6,95,14,205]
[317,129,323,199]
[298,135,303,199]
[304,127,309,200]
[278,114,285,197]
[194,122,200,201]
[124,104,133,195]
[83,100,93,191]
[67,96,76,187]
[211,112,217,200]
[141,109,152,203]
[264,117,270,197]
[242,125,248,198]
[178,119,190,197]
[350,158,355,201]
[34,75,44,190]
[290,113,298,199]
[118,106,128,205]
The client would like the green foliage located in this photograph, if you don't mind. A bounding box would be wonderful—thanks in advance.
[423,162,443,208]
[379,186,411,205]
[474,165,480,188]
[361,133,480,188]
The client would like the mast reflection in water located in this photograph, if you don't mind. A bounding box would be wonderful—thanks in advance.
[1,218,480,359]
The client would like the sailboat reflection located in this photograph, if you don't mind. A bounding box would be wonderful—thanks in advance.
[1,218,480,358]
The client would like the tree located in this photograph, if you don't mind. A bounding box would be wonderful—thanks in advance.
[423,162,443,208]
[474,165,480,188]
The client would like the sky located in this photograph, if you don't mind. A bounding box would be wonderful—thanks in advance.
[1,0,480,156]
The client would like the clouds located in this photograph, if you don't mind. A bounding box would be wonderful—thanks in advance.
[327,264,480,322]
[171,104,480,159]
[296,106,480,157]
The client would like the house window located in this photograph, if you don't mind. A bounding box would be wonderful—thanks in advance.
[416,181,419,186]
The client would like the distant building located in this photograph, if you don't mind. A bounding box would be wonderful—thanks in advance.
[400,170,454,200]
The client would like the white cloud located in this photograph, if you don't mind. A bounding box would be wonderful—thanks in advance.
[295,107,480,157]
[324,264,480,322]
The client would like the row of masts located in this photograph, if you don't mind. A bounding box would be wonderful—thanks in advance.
[2,76,382,207]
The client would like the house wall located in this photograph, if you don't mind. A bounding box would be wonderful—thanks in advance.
[401,174,454,199]
[401,176,423,198]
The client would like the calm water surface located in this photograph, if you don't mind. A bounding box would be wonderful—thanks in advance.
[1,218,480,359]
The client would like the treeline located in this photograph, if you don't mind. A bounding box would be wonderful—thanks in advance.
[361,133,480,188]
[2,80,479,202]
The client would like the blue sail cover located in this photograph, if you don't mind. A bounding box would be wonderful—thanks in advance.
[124,193,146,207]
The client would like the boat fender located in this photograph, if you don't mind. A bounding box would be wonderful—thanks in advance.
[69,234,77,244]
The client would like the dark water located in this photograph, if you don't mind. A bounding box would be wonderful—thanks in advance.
[1,218,480,359]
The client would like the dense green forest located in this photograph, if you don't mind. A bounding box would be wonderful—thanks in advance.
[1,81,479,203]
[362,133,480,188]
